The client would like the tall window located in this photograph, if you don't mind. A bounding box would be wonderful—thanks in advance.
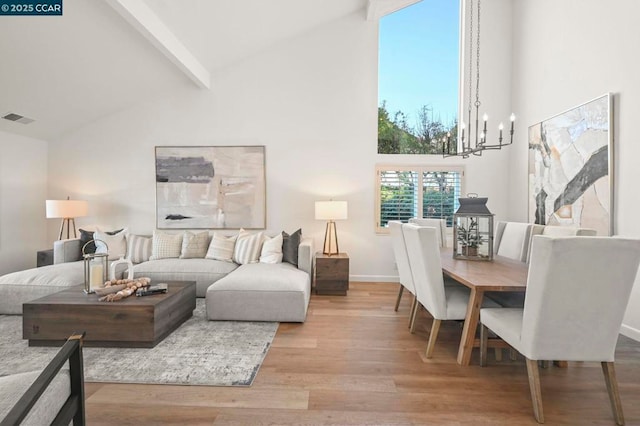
[378,1,460,154]
[375,165,464,233]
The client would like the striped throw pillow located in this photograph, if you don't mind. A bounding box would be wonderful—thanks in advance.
[180,231,210,259]
[233,229,264,265]
[205,233,238,262]
[149,231,183,260]
[126,234,152,264]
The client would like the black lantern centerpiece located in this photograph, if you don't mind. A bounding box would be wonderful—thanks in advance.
[453,194,494,261]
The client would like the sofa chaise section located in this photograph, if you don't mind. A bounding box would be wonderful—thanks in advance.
[206,262,310,322]
[0,262,84,315]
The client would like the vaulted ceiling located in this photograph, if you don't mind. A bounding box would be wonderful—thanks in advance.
[0,0,419,140]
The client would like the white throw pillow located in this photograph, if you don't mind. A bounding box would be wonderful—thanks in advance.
[126,234,152,264]
[180,231,210,259]
[94,227,128,260]
[260,234,283,264]
[150,231,183,260]
[233,229,264,265]
[205,233,238,262]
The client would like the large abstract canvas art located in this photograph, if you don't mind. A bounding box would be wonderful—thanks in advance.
[156,146,266,229]
[528,94,613,236]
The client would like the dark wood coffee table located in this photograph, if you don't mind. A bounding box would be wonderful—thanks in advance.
[23,281,196,348]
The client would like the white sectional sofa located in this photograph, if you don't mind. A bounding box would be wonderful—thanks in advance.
[0,234,313,322]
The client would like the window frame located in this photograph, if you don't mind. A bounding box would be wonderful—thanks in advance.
[375,164,465,234]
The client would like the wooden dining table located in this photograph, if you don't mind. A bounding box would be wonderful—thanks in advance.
[440,249,528,366]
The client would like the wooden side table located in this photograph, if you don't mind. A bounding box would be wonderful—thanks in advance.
[37,249,54,267]
[314,252,349,295]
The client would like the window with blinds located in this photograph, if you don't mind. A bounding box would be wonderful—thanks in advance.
[375,165,464,233]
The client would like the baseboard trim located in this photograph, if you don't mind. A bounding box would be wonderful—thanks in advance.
[621,324,640,342]
[350,275,398,283]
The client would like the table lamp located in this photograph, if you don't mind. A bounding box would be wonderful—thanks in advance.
[46,197,88,240]
[315,200,348,256]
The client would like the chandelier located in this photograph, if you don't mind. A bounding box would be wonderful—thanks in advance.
[443,0,515,158]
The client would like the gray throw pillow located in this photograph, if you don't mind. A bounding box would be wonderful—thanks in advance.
[282,229,302,266]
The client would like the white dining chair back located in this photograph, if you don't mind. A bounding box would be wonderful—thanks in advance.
[494,221,532,262]
[541,225,597,237]
[409,218,447,248]
[389,221,415,296]
[402,224,447,319]
[524,224,597,263]
[521,236,640,362]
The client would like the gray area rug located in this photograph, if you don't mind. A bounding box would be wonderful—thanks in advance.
[0,299,278,386]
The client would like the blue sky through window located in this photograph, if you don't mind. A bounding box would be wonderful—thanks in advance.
[378,0,460,128]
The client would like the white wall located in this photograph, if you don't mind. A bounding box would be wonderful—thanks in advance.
[48,5,512,282]
[0,130,48,275]
[509,0,640,340]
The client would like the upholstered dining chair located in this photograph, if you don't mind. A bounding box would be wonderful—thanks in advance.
[524,225,597,263]
[494,221,536,262]
[402,223,499,358]
[479,236,640,424]
[389,221,418,325]
[409,218,448,248]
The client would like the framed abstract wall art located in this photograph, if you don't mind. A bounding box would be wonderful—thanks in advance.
[155,146,266,229]
[528,93,613,236]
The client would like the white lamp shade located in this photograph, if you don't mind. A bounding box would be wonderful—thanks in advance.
[315,201,348,220]
[46,199,88,219]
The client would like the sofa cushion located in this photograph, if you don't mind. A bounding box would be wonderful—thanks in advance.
[233,230,263,265]
[206,262,310,322]
[0,369,71,425]
[0,262,84,315]
[132,258,238,297]
[260,233,283,264]
[180,231,210,259]
[205,233,237,262]
[282,229,302,266]
[126,234,153,264]
[150,231,183,260]
[95,227,128,260]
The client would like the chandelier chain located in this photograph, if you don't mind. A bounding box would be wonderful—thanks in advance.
[474,0,481,108]
[468,0,473,114]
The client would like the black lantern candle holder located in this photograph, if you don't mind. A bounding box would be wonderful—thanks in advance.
[82,240,108,293]
[453,194,494,261]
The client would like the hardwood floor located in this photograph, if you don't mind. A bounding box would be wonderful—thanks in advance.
[85,282,640,425]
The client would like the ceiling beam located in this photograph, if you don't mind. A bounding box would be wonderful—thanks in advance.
[105,0,210,89]
[366,0,422,21]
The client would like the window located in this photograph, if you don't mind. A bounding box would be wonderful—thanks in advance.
[375,165,464,233]
[378,0,460,154]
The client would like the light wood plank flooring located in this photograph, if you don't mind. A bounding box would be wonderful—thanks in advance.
[85,282,640,425]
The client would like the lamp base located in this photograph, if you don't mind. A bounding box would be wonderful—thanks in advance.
[58,218,78,240]
[323,221,340,256]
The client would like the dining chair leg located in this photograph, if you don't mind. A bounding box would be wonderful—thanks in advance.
[409,298,419,334]
[601,362,625,425]
[425,319,441,359]
[525,358,545,424]
[394,285,404,312]
[479,324,488,367]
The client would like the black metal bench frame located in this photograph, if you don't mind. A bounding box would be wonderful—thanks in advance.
[0,333,85,426]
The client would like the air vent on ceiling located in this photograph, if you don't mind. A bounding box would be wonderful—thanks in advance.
[2,112,35,125]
